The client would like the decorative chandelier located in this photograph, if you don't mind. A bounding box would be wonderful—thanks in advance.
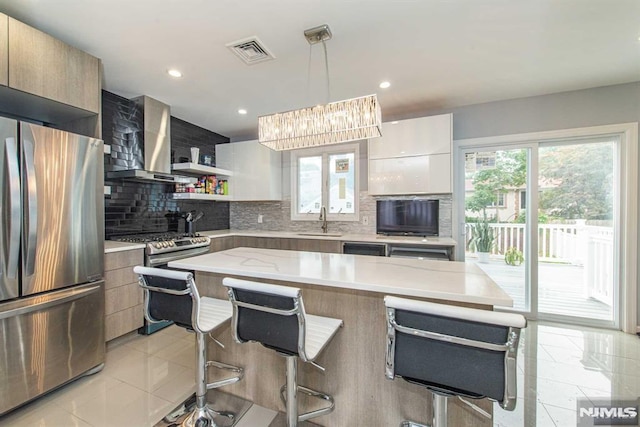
[258,25,382,151]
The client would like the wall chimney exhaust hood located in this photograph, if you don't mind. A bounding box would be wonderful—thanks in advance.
[107,96,195,183]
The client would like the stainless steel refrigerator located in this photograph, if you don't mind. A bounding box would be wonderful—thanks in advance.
[0,117,105,416]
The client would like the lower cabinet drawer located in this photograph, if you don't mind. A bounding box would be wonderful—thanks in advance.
[105,282,142,314]
[105,304,144,342]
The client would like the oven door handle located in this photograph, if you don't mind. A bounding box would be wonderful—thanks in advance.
[146,246,210,267]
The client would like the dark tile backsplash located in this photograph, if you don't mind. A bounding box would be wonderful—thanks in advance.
[103,90,231,238]
[171,116,227,165]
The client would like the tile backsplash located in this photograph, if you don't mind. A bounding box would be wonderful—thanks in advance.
[230,193,452,237]
[103,90,231,237]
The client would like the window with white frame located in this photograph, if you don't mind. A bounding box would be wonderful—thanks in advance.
[291,143,359,221]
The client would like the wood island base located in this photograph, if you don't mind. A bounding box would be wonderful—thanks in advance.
[196,271,494,427]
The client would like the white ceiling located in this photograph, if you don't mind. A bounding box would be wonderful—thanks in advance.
[0,0,639,141]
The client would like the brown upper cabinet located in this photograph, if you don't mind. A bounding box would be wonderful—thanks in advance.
[0,14,8,86]
[7,17,100,113]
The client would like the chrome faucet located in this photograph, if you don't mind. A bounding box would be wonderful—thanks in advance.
[319,206,328,234]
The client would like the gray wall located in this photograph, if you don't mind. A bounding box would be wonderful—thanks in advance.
[425,81,640,328]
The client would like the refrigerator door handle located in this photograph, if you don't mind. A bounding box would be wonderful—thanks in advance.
[22,138,38,275]
[4,138,21,279]
[0,283,102,320]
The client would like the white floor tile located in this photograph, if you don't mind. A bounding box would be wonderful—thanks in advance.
[542,402,578,427]
[235,404,277,427]
[2,321,639,427]
[0,401,92,427]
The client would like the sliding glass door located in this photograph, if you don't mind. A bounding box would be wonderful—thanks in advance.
[463,148,531,312]
[537,140,616,322]
[458,137,619,327]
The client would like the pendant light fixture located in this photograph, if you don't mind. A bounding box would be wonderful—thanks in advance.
[258,24,382,151]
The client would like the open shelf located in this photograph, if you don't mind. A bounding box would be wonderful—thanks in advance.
[171,193,231,201]
[171,163,233,177]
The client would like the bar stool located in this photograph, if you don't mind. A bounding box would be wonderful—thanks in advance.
[384,296,526,427]
[222,277,343,427]
[134,266,245,427]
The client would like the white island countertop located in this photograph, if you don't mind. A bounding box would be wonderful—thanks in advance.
[169,247,512,307]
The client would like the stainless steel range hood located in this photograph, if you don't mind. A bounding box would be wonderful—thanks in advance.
[107,96,195,183]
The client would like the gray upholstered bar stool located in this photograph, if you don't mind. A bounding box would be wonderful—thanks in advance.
[134,266,246,427]
[222,277,343,427]
[384,296,526,427]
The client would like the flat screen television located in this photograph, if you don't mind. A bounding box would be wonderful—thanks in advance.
[376,199,439,236]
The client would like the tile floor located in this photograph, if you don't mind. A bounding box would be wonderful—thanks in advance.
[0,321,639,426]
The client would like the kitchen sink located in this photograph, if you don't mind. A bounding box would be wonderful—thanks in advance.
[296,232,343,237]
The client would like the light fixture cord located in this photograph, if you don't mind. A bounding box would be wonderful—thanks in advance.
[307,43,313,103]
[322,39,331,103]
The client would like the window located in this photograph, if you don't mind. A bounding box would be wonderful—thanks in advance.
[291,143,359,221]
[488,192,505,207]
[520,190,526,209]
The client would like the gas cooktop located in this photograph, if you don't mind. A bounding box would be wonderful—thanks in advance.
[111,232,202,243]
[111,232,210,255]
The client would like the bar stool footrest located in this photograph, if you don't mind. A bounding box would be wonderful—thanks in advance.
[206,360,244,390]
[279,384,335,422]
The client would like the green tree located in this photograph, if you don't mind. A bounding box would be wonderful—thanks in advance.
[466,150,527,219]
[538,143,613,220]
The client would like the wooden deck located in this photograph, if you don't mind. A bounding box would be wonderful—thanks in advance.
[471,257,612,321]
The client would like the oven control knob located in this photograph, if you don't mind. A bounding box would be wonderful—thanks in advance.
[154,243,161,249]
[162,241,169,248]
[169,240,174,247]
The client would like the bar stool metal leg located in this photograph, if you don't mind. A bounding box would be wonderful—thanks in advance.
[432,394,447,427]
[183,331,218,427]
[286,356,298,427]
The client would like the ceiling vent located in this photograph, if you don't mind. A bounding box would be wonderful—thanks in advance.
[226,36,275,65]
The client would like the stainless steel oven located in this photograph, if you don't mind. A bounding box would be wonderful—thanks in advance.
[111,233,211,334]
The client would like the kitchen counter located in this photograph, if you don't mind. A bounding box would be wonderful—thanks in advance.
[173,247,503,426]
[197,229,457,246]
[104,241,146,253]
[103,230,456,254]
[169,246,511,307]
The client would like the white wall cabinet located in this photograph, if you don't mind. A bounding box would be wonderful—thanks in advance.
[368,113,452,195]
[369,154,451,195]
[216,140,282,201]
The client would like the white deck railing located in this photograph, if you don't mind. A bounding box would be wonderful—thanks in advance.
[465,222,614,306]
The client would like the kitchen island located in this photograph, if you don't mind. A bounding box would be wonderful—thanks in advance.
[169,247,513,426]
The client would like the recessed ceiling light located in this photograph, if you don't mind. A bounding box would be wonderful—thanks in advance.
[167,69,183,78]
[238,109,248,115]
[391,121,399,125]
[379,81,391,89]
